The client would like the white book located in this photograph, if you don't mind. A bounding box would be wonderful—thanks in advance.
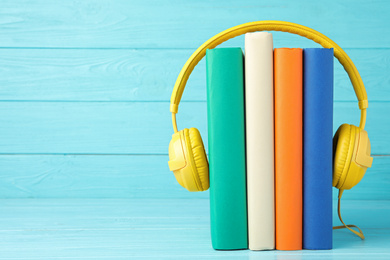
[244,32,275,250]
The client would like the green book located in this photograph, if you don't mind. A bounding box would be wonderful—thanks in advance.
[206,48,248,250]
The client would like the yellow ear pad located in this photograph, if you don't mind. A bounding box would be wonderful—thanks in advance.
[168,128,209,192]
[333,124,373,190]
[333,124,354,188]
[186,128,209,190]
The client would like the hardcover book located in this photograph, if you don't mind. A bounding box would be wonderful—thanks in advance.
[206,48,248,250]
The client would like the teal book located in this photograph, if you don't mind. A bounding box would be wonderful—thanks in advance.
[206,48,248,250]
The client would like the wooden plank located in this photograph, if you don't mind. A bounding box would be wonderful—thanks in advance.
[0,101,207,155]
[0,199,389,258]
[0,0,389,48]
[0,48,388,102]
[0,155,208,199]
[0,155,388,199]
[0,101,388,154]
[0,48,204,102]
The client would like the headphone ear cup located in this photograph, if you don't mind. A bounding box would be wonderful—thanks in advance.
[333,124,356,189]
[186,128,209,191]
[168,128,209,192]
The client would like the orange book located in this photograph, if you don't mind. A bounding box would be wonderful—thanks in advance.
[274,48,303,250]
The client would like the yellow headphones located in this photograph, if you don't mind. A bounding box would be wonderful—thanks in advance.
[168,21,373,238]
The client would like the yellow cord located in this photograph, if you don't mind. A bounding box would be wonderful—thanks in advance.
[333,190,365,239]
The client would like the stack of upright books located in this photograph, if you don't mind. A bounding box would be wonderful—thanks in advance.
[206,32,334,251]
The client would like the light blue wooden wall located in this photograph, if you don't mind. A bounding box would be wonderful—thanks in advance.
[0,0,389,199]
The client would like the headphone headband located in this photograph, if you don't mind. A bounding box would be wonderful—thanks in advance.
[170,21,368,130]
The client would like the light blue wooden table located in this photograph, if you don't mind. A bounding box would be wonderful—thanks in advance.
[0,1,389,258]
[0,199,389,259]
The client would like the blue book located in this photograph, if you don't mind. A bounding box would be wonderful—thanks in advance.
[206,48,248,250]
[303,48,334,250]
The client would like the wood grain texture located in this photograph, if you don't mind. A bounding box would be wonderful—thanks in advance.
[0,155,208,199]
[0,1,388,200]
[0,101,207,155]
[0,48,388,102]
[0,0,389,48]
[0,199,389,258]
[0,48,203,102]
[0,155,387,199]
[0,101,388,154]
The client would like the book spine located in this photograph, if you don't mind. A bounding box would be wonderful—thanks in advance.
[206,48,248,250]
[303,48,334,250]
[244,32,275,250]
[274,48,303,250]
